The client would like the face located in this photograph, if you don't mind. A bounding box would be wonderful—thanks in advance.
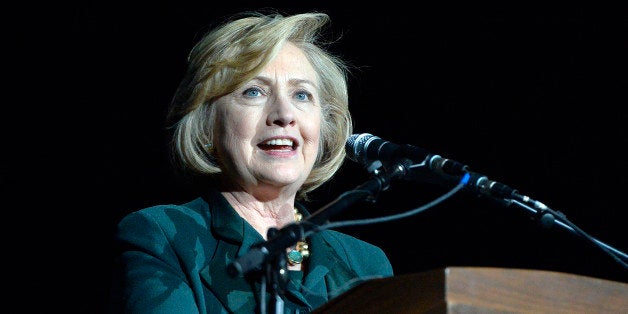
[213,42,322,196]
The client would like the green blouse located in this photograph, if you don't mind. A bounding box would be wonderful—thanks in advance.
[110,189,394,313]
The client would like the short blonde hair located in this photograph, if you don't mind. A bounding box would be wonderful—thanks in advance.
[167,11,353,200]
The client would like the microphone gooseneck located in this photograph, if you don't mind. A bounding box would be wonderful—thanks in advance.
[345,132,628,270]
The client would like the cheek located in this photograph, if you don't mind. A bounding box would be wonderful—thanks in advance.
[302,112,323,151]
[216,107,258,154]
[308,109,323,136]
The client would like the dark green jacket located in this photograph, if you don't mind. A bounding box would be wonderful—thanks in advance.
[110,189,393,313]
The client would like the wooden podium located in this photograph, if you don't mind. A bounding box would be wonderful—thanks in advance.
[313,267,628,313]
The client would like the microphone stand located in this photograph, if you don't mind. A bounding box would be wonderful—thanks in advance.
[468,173,627,268]
[407,163,628,270]
[509,197,628,267]
[227,159,412,314]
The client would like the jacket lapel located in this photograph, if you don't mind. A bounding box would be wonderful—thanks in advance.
[300,231,361,309]
[198,193,363,312]
[200,241,260,313]
[199,190,266,313]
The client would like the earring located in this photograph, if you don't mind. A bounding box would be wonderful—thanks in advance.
[203,142,215,155]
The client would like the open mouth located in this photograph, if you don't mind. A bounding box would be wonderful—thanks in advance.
[258,138,297,151]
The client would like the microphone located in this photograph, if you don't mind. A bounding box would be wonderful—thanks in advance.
[346,133,469,176]
[345,133,520,200]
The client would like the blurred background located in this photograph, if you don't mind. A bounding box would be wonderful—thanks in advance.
[5,2,627,312]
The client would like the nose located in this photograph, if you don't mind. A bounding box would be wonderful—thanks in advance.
[266,94,296,127]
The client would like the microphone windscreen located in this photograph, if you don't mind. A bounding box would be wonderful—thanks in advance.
[345,133,375,163]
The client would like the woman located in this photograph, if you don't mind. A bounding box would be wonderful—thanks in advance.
[110,11,393,313]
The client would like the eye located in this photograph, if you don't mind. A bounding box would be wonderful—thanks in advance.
[294,90,312,102]
[243,87,264,98]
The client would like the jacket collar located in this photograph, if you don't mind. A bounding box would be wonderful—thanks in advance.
[199,190,360,312]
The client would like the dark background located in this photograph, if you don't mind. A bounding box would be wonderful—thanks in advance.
[6,2,627,312]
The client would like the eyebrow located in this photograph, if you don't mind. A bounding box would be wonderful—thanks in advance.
[253,76,318,89]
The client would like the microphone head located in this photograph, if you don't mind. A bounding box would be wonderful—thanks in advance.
[345,133,376,164]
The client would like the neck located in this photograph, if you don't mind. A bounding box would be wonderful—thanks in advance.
[221,191,296,239]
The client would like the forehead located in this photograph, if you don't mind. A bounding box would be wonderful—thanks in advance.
[258,42,318,83]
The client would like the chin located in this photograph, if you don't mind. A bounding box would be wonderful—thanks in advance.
[265,173,306,187]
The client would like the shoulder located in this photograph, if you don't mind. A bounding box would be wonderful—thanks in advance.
[319,229,394,276]
[112,197,220,270]
[117,197,210,231]
[114,197,214,249]
[319,230,380,250]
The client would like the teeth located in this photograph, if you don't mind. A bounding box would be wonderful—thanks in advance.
[264,139,293,146]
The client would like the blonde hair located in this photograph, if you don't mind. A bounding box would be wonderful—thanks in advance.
[167,11,353,200]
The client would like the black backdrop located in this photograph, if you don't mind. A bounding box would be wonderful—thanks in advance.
[6,2,627,312]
